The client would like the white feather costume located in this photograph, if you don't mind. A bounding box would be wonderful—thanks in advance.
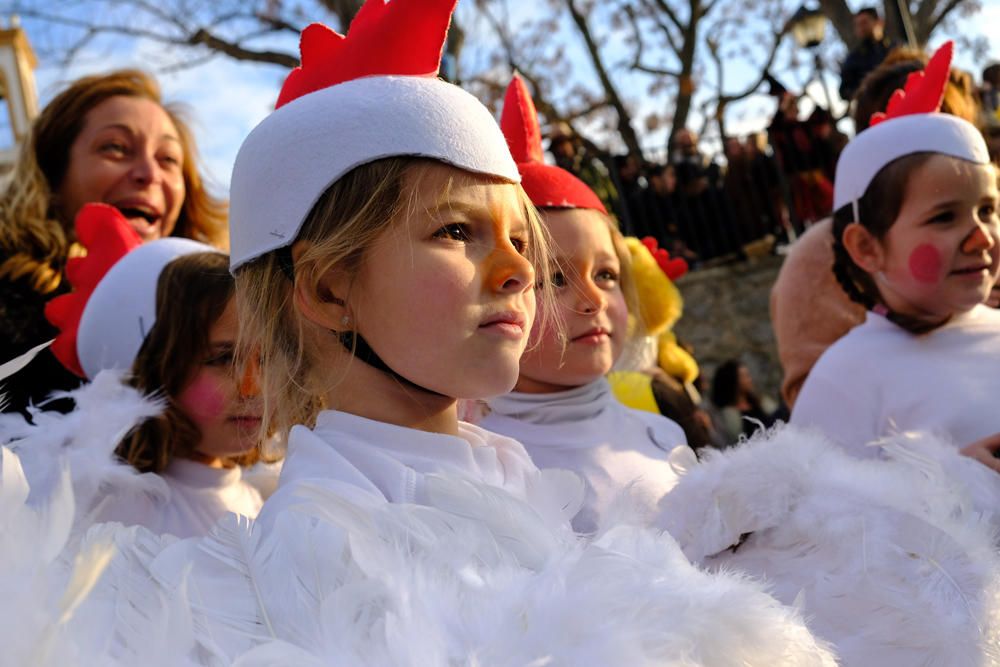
[0,370,263,538]
[657,424,1000,666]
[142,472,836,666]
[0,445,197,666]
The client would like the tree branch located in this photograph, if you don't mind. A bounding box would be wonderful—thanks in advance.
[188,28,299,67]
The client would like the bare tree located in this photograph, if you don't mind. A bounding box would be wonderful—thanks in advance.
[819,0,977,48]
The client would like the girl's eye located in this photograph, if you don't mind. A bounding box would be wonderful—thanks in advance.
[978,204,997,222]
[205,351,234,367]
[928,211,954,225]
[510,236,528,255]
[433,223,472,242]
[596,269,619,284]
[550,271,566,288]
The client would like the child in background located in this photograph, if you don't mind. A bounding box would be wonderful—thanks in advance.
[791,43,1000,465]
[42,204,266,537]
[479,75,689,533]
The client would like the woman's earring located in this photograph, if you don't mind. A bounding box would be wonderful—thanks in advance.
[341,315,351,327]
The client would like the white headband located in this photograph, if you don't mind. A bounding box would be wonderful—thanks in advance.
[228,76,521,271]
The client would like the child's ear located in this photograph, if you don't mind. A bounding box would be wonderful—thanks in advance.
[841,222,886,274]
[290,240,352,331]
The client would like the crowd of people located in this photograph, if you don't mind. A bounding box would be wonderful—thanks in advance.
[1,0,1000,664]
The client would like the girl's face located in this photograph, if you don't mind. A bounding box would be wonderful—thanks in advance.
[58,95,186,241]
[349,166,537,400]
[867,156,1000,321]
[176,298,262,463]
[515,208,629,393]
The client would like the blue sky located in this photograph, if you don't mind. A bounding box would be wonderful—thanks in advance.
[25,0,1000,198]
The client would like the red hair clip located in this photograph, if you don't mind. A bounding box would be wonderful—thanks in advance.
[44,204,142,377]
[641,236,688,281]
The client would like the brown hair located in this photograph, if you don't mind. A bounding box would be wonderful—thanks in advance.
[0,69,227,296]
[236,157,557,439]
[116,251,259,473]
[831,152,940,333]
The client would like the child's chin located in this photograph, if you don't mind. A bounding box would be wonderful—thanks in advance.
[459,373,520,400]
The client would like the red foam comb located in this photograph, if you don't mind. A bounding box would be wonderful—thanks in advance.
[44,204,142,377]
[499,74,607,213]
[641,236,688,281]
[870,41,953,127]
[275,0,458,108]
[500,73,544,164]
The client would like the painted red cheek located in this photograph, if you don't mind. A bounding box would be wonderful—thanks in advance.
[908,243,944,284]
[177,375,226,424]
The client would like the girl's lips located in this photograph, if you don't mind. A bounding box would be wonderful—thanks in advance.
[571,327,611,344]
[478,311,527,340]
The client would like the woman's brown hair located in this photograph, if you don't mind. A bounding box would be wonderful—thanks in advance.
[117,251,259,473]
[0,69,227,296]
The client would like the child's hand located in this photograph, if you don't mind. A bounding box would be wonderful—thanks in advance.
[959,433,1000,473]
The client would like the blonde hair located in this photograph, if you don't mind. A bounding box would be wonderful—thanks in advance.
[236,157,557,438]
[0,69,227,296]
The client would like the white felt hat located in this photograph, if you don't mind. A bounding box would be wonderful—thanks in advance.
[227,0,520,271]
[229,75,519,269]
[77,238,216,379]
[834,113,989,211]
[833,41,990,213]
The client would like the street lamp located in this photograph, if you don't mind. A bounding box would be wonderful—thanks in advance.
[788,5,826,49]
[787,4,834,112]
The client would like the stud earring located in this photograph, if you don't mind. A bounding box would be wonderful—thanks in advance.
[341,315,351,327]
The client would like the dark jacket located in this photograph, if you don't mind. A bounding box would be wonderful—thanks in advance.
[840,37,895,102]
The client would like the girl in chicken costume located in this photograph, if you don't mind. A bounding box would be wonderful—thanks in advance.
[95,1,838,664]
[2,202,265,539]
[658,42,1000,666]
[479,74,692,533]
[790,41,1000,463]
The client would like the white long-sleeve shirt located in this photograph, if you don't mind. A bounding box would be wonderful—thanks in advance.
[93,458,263,538]
[792,305,1000,457]
[481,378,690,532]
[258,409,541,528]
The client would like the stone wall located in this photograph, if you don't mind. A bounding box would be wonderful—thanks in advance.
[672,255,785,403]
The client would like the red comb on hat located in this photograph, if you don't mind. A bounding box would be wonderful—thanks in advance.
[44,204,142,377]
[500,74,607,213]
[276,0,458,108]
[870,41,953,127]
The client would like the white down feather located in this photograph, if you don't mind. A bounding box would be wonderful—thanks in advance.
[657,424,1000,666]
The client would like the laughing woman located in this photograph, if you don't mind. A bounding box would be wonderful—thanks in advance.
[0,69,226,415]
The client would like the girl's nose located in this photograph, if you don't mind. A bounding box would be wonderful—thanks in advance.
[488,240,535,294]
[574,277,605,315]
[238,356,261,398]
[962,224,995,253]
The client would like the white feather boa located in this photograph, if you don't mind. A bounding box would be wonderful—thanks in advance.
[0,369,169,518]
[657,424,1000,666]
